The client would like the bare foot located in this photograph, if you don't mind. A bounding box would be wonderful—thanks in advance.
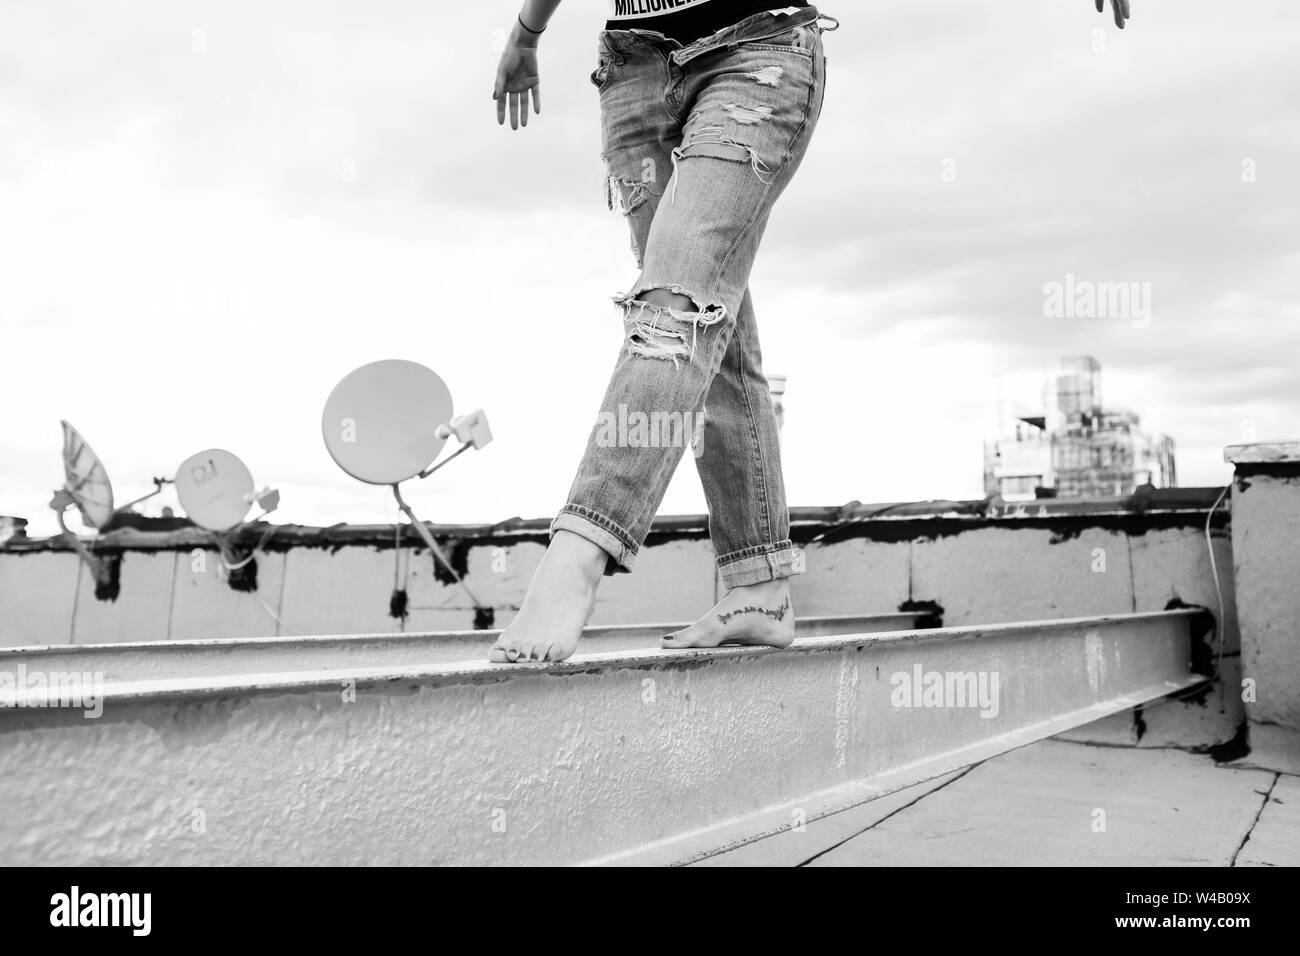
[660,578,795,650]
[490,530,607,663]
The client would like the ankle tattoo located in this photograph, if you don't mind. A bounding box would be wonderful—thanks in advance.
[717,596,790,626]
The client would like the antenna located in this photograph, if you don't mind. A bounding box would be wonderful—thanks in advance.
[48,421,169,587]
[174,448,280,574]
[56,421,114,529]
[322,360,493,614]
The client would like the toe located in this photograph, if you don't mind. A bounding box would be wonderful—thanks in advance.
[660,628,694,648]
[490,644,524,663]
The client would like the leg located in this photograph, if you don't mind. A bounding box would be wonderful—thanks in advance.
[492,37,681,663]
[695,287,793,586]
[495,22,827,661]
[560,23,827,575]
[663,287,797,649]
[649,26,826,648]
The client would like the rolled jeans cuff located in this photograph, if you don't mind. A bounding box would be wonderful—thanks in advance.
[717,541,802,588]
[551,505,638,576]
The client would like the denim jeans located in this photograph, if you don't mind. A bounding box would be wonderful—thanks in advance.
[551,5,834,589]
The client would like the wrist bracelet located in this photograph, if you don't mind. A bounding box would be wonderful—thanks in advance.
[517,13,544,34]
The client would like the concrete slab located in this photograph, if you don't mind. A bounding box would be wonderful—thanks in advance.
[1129,526,1237,651]
[71,550,177,644]
[0,550,80,646]
[1055,710,1140,747]
[910,527,1135,627]
[274,547,408,636]
[805,739,1273,866]
[694,771,965,867]
[169,549,290,640]
[589,538,717,626]
[1235,773,1300,867]
[791,538,911,618]
[1229,465,1300,770]
[1057,662,1241,752]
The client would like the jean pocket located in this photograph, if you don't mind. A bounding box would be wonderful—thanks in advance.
[742,23,819,56]
[590,52,621,90]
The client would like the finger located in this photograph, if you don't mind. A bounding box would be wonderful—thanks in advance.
[1114,0,1124,28]
[1095,0,1104,12]
[520,88,529,127]
[531,85,541,115]
[497,89,506,125]
[493,64,507,101]
[1120,0,1130,22]
[510,91,520,130]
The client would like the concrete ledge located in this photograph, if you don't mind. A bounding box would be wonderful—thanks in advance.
[1224,439,1300,773]
[1224,441,1300,465]
[0,489,1234,555]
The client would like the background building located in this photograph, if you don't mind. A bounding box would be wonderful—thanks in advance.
[984,356,1177,501]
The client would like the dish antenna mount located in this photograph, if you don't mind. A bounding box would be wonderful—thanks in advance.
[322,360,492,614]
[48,421,169,588]
[173,448,280,576]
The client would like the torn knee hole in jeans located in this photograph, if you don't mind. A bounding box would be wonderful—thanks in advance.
[605,174,657,215]
[669,126,773,201]
[613,286,727,366]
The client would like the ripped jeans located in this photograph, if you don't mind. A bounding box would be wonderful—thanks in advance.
[551,6,834,589]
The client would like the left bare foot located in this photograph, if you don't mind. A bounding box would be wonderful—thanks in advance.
[660,578,795,650]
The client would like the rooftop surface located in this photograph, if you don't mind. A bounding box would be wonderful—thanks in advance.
[699,740,1295,867]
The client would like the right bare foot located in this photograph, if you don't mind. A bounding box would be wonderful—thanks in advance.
[489,530,607,663]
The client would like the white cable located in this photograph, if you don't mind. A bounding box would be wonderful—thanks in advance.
[1205,484,1230,677]
[254,592,303,636]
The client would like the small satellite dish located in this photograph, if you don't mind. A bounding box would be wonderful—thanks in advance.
[174,449,255,532]
[321,359,454,485]
[59,420,115,529]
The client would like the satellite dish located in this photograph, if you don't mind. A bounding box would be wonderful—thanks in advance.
[174,449,255,532]
[322,360,454,485]
[49,421,167,590]
[59,420,115,529]
[322,360,494,622]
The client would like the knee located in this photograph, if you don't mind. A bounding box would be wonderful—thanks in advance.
[635,288,696,312]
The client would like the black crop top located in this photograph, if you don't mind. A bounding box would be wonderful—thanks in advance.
[604,0,812,44]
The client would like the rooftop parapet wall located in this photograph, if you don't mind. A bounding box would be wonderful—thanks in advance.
[0,488,1234,647]
[1224,442,1300,774]
[0,487,1243,752]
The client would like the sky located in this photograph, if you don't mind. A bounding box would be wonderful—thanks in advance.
[2,0,1298,537]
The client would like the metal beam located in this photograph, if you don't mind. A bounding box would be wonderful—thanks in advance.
[0,610,1204,866]
[0,612,925,683]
